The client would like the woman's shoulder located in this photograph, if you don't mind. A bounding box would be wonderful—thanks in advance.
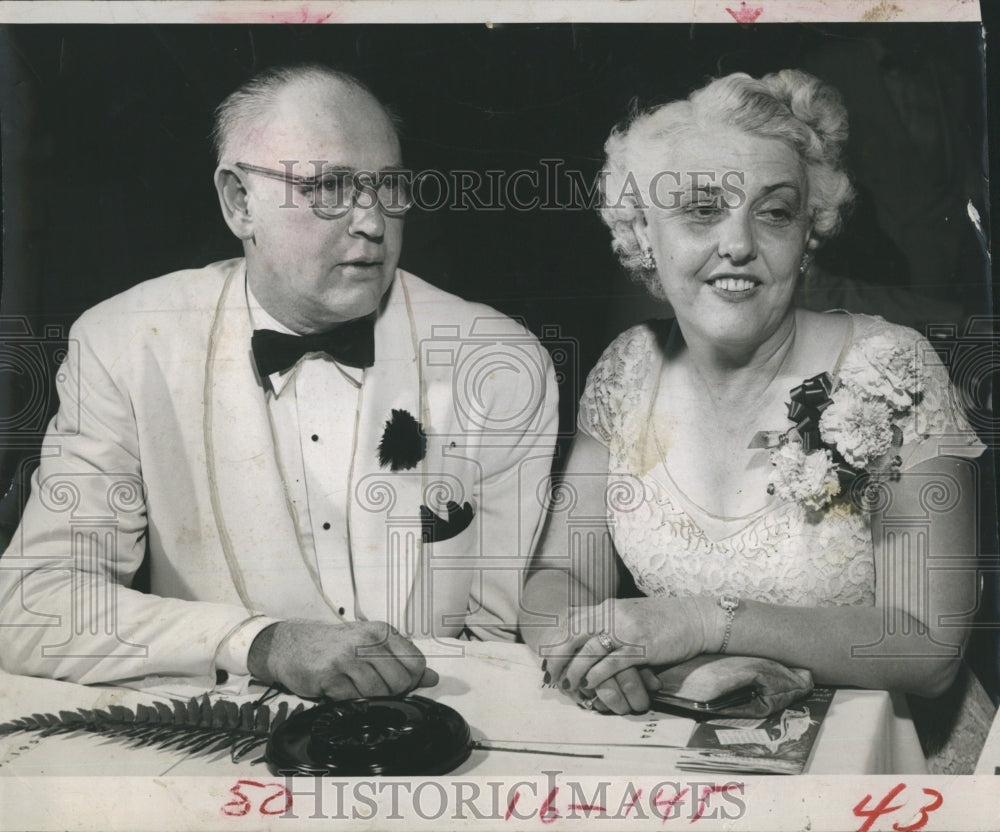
[797,309,930,374]
[587,319,672,391]
[797,308,924,347]
[832,312,939,388]
[578,319,672,445]
[814,311,985,468]
[815,310,932,352]
[602,318,672,352]
[844,311,926,344]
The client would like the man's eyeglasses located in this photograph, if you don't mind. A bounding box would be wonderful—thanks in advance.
[235,163,413,219]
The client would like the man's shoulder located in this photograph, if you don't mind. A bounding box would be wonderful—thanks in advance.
[77,259,242,328]
[396,270,535,340]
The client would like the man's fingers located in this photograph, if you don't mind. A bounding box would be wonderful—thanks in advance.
[363,653,416,694]
[383,632,428,680]
[344,662,393,697]
[355,627,427,684]
[320,673,364,701]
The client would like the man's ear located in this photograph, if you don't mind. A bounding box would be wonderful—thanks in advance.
[214,166,255,241]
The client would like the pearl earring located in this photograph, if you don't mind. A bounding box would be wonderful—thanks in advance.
[639,247,656,271]
[799,252,810,275]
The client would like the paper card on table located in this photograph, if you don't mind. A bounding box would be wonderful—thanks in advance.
[425,641,697,748]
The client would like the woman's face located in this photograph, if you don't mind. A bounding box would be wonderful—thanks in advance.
[632,126,812,353]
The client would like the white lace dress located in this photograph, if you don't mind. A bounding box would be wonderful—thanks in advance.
[578,312,993,773]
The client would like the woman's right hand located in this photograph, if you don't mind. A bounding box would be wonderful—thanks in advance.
[531,612,663,714]
[545,596,721,703]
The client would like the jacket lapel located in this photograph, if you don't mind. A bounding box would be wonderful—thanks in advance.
[350,272,474,637]
[349,272,428,631]
[204,266,472,635]
[203,263,339,622]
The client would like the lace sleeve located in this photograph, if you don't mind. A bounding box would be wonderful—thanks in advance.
[577,325,657,447]
[843,320,986,472]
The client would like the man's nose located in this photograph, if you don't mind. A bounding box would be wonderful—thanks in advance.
[347,188,387,240]
[716,212,757,264]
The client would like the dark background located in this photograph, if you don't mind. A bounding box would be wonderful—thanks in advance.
[1,19,997,693]
[0,23,992,428]
[1,21,993,424]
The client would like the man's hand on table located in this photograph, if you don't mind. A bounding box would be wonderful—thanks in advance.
[247,619,439,699]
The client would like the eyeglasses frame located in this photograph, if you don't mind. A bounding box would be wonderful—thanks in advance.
[234,162,413,219]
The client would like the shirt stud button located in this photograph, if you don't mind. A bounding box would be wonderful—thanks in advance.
[311,434,319,442]
[322,522,331,530]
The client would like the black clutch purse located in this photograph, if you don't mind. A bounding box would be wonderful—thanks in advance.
[650,655,814,718]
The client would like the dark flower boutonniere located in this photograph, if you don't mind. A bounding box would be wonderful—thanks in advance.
[378,408,427,471]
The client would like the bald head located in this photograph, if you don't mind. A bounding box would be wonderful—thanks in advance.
[212,63,406,333]
[212,64,400,166]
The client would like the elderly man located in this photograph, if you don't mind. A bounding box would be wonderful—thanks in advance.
[0,64,558,700]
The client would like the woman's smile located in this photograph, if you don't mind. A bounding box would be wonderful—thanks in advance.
[705,274,763,298]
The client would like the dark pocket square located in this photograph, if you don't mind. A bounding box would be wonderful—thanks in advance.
[419,500,474,543]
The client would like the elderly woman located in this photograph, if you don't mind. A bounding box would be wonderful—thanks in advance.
[521,69,992,773]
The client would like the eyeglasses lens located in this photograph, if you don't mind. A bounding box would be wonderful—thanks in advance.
[309,171,412,218]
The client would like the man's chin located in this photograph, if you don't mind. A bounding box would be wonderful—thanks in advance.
[322,276,393,322]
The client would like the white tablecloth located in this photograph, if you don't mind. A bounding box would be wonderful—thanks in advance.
[0,639,926,776]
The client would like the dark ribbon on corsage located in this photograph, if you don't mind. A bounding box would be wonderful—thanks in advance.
[753,372,906,507]
[784,373,857,488]
[786,372,834,452]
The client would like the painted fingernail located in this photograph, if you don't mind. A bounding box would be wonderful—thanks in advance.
[543,671,551,685]
[561,678,570,690]
[581,687,595,698]
[541,659,548,672]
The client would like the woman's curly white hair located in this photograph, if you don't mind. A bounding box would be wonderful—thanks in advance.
[599,69,855,297]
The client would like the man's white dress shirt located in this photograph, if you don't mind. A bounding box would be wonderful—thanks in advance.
[216,286,366,675]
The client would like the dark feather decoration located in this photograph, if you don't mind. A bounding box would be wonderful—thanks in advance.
[0,695,306,764]
[377,408,427,471]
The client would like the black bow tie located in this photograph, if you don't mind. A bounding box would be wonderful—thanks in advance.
[251,316,375,387]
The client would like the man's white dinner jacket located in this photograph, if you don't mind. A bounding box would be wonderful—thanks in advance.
[0,259,558,685]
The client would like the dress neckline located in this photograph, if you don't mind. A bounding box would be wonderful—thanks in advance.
[643,310,855,524]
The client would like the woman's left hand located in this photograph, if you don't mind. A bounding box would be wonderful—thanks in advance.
[549,596,721,694]
[582,667,664,714]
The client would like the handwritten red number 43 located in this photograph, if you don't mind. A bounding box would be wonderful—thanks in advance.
[222,779,292,817]
[854,783,943,832]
